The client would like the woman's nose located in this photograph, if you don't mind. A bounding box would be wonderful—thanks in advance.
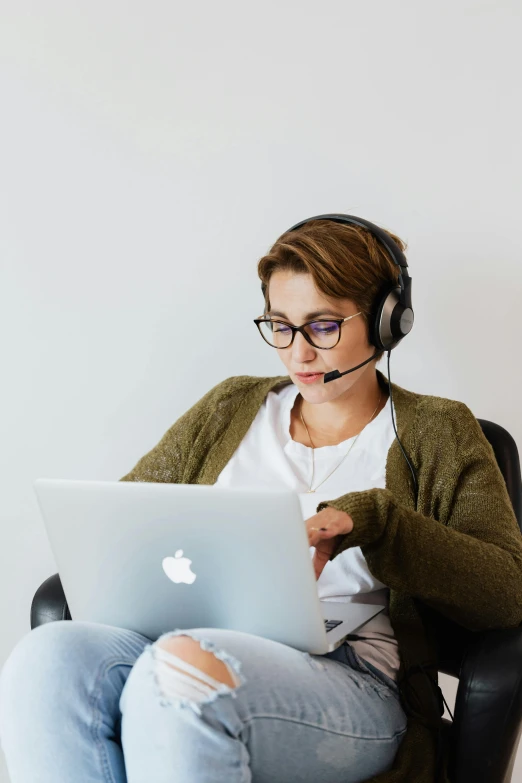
[291,330,317,358]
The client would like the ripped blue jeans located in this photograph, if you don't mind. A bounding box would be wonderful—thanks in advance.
[0,620,407,782]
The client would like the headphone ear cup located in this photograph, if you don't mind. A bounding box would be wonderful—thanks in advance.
[373,286,412,351]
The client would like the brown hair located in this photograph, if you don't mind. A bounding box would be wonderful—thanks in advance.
[256,219,408,363]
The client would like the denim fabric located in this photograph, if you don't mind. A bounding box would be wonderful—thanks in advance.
[0,620,407,782]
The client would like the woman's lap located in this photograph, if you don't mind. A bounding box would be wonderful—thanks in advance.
[0,621,407,783]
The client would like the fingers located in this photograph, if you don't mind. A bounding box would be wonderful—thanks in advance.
[306,508,354,548]
[307,525,339,549]
[313,558,323,581]
[312,544,332,580]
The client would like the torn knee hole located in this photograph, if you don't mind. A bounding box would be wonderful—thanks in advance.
[151,636,243,711]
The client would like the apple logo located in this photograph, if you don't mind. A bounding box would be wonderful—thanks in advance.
[162,549,197,584]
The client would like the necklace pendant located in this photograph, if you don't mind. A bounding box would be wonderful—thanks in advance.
[306,489,315,493]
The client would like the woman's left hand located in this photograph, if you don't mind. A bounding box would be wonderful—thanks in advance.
[306,507,354,580]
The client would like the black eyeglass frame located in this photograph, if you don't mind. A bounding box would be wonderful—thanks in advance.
[253,312,363,350]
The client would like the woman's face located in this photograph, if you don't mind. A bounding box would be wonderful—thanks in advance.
[266,271,377,400]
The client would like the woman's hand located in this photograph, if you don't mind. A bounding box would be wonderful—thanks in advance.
[306,506,354,580]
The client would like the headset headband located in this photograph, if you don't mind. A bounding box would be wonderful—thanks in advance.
[285,213,412,310]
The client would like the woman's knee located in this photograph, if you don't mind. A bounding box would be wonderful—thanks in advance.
[120,628,247,718]
[0,620,114,707]
[0,621,79,731]
[155,634,240,689]
[0,620,81,693]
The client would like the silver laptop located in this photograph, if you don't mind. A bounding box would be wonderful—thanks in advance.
[33,479,384,655]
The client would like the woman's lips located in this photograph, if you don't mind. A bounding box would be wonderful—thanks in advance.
[296,372,324,383]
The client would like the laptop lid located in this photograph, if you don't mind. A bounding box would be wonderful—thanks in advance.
[33,479,383,653]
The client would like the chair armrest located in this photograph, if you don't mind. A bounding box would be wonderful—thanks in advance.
[449,625,522,783]
[30,573,72,629]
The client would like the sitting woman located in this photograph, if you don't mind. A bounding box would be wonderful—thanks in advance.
[1,215,521,783]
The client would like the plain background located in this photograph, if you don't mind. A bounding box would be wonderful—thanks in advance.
[1,1,521,780]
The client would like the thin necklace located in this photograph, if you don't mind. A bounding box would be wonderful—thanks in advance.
[299,392,382,493]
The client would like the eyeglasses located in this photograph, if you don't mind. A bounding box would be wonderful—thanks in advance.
[253,312,363,350]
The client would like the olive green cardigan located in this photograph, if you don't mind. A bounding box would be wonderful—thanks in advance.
[119,369,522,783]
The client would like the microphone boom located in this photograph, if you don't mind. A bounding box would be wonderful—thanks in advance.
[323,352,381,383]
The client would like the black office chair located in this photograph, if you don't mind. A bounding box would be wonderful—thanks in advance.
[30,419,522,783]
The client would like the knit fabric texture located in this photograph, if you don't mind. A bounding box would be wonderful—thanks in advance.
[119,369,522,782]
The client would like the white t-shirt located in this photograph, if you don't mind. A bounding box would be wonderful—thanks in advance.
[214,380,401,681]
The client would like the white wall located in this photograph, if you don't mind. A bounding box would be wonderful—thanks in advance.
[1,1,521,780]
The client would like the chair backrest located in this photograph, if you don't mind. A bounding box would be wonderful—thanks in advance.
[477,419,522,531]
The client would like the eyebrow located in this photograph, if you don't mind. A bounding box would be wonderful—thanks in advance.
[267,309,346,320]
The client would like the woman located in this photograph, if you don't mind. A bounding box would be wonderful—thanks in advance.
[1,216,521,783]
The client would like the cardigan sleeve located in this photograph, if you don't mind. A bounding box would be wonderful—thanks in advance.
[316,400,522,632]
[117,378,229,484]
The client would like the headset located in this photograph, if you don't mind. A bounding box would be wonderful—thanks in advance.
[284,213,414,353]
[264,214,451,772]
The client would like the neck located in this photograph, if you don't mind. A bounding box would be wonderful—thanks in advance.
[298,368,387,441]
